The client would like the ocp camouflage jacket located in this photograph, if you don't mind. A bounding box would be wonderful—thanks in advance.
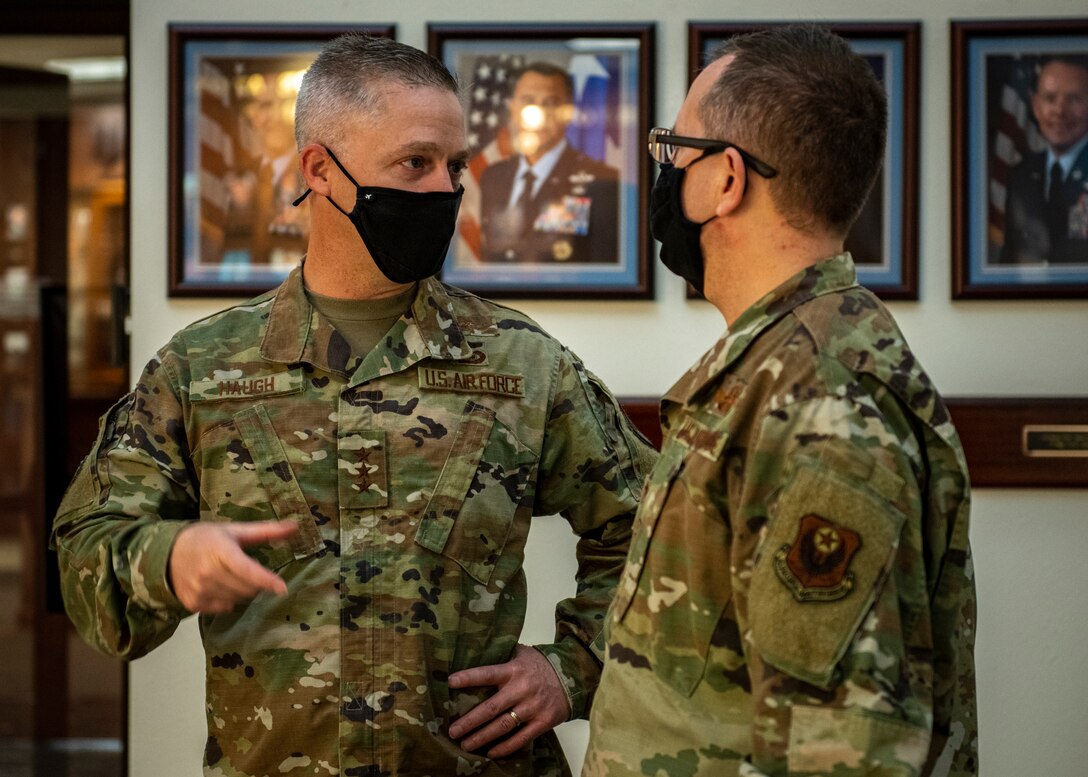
[52,266,655,777]
[585,254,978,777]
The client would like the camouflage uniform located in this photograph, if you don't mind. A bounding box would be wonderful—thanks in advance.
[51,265,655,777]
[584,254,977,777]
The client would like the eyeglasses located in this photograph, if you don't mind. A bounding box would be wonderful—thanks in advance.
[647,127,777,179]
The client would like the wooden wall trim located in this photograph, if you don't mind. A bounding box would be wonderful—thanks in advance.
[620,396,1088,489]
[944,397,1088,488]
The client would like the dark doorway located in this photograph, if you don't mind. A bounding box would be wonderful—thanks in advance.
[0,4,129,776]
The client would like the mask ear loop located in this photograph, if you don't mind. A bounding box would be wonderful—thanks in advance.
[291,147,358,211]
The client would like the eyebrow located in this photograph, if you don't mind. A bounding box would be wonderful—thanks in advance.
[393,141,469,162]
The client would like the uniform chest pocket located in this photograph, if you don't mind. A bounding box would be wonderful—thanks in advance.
[609,444,686,625]
[197,403,323,571]
[413,400,538,585]
[610,421,735,697]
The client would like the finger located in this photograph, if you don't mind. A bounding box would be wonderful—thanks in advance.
[226,520,300,546]
[459,707,525,753]
[180,565,276,612]
[220,545,289,596]
[448,661,511,691]
[447,688,518,740]
[196,598,239,614]
[485,717,544,759]
[208,562,279,600]
[188,565,284,612]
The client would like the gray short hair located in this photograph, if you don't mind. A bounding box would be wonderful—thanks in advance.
[294,34,459,150]
[701,24,887,236]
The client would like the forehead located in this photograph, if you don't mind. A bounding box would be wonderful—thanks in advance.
[1038,62,1088,93]
[511,71,570,100]
[345,84,465,151]
[677,55,731,133]
[371,81,460,109]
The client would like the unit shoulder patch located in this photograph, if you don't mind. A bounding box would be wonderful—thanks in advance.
[748,454,906,686]
[773,513,862,602]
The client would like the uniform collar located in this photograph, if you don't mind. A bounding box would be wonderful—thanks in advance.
[1047,133,1088,178]
[517,139,568,184]
[663,252,859,407]
[260,264,496,381]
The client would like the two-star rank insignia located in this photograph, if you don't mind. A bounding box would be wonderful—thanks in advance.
[773,513,862,602]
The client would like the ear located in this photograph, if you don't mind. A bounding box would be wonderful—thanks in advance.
[713,147,747,219]
[299,144,334,197]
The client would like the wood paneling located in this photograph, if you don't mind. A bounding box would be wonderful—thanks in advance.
[620,397,1088,488]
[945,397,1088,488]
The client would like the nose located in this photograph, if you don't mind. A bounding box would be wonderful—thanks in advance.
[424,166,456,193]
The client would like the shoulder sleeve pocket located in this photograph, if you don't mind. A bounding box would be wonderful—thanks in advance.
[577,362,655,494]
[748,455,906,687]
[53,392,135,533]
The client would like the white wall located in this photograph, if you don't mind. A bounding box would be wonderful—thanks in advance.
[129,1,1088,774]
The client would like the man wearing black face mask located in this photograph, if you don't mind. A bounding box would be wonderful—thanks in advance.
[585,25,977,777]
[51,34,654,777]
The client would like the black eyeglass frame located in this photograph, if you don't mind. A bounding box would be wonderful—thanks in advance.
[648,127,778,179]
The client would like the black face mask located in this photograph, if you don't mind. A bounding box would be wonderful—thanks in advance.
[293,147,464,284]
[649,163,714,295]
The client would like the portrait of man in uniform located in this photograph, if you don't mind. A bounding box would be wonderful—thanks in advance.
[171,27,395,296]
[431,27,654,298]
[478,62,619,264]
[998,54,1088,264]
[220,63,311,270]
[953,22,1088,296]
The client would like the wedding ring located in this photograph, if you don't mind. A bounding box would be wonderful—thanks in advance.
[508,710,522,727]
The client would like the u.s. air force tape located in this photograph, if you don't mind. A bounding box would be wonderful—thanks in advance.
[418,366,525,398]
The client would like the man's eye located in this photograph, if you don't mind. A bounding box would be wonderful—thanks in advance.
[404,157,426,170]
[449,161,468,175]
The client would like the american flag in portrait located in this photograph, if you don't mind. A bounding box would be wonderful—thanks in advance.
[986,54,1046,249]
[452,52,624,264]
[456,54,525,262]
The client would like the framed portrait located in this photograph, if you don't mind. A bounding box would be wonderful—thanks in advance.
[168,24,395,297]
[428,23,655,299]
[952,20,1088,299]
[689,22,920,300]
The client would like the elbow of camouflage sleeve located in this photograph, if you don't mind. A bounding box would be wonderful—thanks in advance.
[54,517,191,660]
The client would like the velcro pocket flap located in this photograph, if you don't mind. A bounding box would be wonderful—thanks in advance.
[235,404,322,565]
[415,401,497,584]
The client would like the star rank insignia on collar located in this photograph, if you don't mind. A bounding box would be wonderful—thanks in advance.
[773,514,862,602]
